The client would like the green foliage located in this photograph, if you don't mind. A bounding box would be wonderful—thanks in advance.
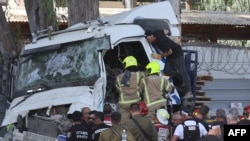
[41,0,58,30]
[9,24,22,54]
[191,0,250,12]
[218,40,250,47]
[40,0,69,31]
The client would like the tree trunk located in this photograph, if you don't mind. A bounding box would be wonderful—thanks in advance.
[68,0,99,26]
[169,0,181,35]
[0,7,17,58]
[123,0,137,8]
[0,5,17,99]
[24,0,57,33]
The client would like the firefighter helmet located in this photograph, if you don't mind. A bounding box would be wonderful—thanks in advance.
[156,109,169,125]
[138,101,148,116]
[145,61,160,75]
[122,56,138,69]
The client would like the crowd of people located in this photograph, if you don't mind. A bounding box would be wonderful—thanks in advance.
[66,103,157,141]
[66,103,250,141]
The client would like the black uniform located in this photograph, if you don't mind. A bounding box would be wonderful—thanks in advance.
[153,30,183,59]
[82,120,93,141]
[67,124,89,141]
[152,30,191,94]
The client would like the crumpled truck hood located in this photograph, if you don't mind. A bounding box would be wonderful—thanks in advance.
[1,85,101,127]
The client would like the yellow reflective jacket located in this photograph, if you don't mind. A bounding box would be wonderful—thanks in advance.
[115,71,144,105]
[139,75,173,107]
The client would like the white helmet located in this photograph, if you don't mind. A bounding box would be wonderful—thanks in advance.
[156,109,170,125]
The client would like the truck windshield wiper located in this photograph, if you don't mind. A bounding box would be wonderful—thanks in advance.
[11,83,52,109]
[10,94,33,110]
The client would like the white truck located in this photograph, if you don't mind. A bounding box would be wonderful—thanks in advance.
[1,1,181,141]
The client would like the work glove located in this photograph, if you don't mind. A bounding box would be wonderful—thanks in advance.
[151,53,161,60]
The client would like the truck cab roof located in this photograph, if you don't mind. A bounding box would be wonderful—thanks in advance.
[22,1,180,56]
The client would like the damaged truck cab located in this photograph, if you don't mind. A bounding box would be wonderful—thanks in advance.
[1,1,180,141]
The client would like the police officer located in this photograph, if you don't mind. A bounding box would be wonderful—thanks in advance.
[139,61,174,121]
[115,56,144,123]
[67,111,90,141]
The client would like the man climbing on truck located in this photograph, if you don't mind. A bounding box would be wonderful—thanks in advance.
[145,29,193,101]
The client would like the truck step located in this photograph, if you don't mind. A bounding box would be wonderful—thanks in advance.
[195,90,206,96]
[197,75,213,81]
[196,85,202,90]
[195,100,211,104]
[196,96,211,101]
[196,80,205,85]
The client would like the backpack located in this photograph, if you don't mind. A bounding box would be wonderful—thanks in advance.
[182,120,201,141]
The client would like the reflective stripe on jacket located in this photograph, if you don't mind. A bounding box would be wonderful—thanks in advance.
[139,75,173,107]
[116,71,144,104]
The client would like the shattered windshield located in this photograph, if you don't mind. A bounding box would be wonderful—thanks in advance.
[16,37,110,90]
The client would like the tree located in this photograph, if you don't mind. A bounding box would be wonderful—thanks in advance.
[24,0,57,33]
[68,0,99,26]
[24,0,100,31]
[0,4,17,99]
[189,0,250,12]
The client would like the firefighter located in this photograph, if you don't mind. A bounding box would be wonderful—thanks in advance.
[115,56,144,123]
[139,61,174,121]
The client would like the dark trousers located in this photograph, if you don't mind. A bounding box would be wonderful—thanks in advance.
[163,55,191,94]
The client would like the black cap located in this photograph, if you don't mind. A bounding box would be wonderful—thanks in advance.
[145,30,153,38]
